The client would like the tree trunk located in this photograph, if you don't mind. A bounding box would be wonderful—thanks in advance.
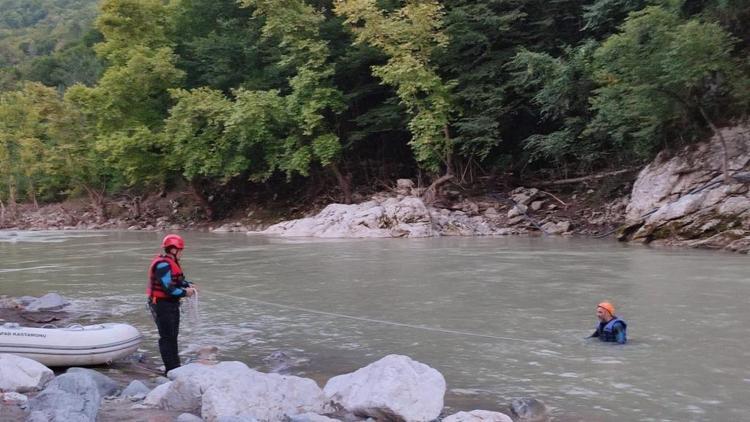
[84,185,107,222]
[422,173,454,204]
[28,180,38,210]
[330,163,353,204]
[698,105,733,184]
[535,168,639,186]
[443,125,454,177]
[190,178,214,220]
[8,176,17,219]
[132,195,142,219]
[0,197,5,226]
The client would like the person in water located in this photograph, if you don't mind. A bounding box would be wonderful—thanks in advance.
[590,301,627,344]
[147,234,197,373]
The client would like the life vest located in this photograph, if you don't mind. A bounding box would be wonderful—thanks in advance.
[147,254,185,302]
[597,317,627,342]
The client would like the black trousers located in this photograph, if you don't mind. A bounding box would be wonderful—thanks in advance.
[149,299,181,373]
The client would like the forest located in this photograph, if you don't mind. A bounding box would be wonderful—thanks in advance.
[1,0,748,219]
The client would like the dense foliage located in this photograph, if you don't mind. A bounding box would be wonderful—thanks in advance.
[1,0,748,217]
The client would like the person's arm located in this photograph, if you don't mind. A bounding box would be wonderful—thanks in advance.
[589,327,600,338]
[154,262,187,298]
[614,323,627,344]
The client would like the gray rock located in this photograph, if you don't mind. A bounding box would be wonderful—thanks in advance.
[324,354,445,422]
[507,203,528,218]
[510,398,549,421]
[396,179,415,195]
[688,230,746,250]
[0,353,54,392]
[25,293,69,312]
[154,376,171,385]
[556,221,571,233]
[1,391,28,403]
[66,367,119,397]
[530,201,544,211]
[442,410,513,422]
[120,380,151,398]
[176,413,204,422]
[288,413,342,422]
[216,416,259,422]
[27,411,49,422]
[622,125,750,250]
[144,381,172,407]
[198,363,329,421]
[483,207,499,217]
[28,372,101,422]
[540,220,572,234]
[511,187,539,206]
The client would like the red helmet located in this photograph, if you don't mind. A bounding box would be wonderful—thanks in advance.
[161,234,185,250]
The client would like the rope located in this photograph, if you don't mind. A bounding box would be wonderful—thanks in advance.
[183,290,201,326]
[207,291,548,344]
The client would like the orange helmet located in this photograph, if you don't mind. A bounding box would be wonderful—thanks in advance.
[161,234,185,250]
[597,301,615,316]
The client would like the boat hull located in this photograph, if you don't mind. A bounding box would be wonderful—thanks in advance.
[0,323,142,367]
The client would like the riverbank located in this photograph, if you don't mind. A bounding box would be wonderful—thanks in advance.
[0,295,544,422]
[3,126,750,254]
[0,182,630,239]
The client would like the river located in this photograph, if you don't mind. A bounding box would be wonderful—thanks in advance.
[1,230,748,421]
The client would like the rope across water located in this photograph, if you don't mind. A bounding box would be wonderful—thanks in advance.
[207,290,547,344]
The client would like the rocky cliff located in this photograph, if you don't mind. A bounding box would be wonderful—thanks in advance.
[619,125,750,252]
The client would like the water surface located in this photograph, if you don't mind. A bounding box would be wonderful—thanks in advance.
[1,230,748,421]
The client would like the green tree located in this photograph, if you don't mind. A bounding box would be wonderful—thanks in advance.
[241,0,349,201]
[67,0,185,198]
[335,0,455,195]
[589,6,750,181]
[509,41,601,171]
[169,0,280,93]
[0,83,105,217]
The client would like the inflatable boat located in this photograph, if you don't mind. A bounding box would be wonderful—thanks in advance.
[0,323,142,367]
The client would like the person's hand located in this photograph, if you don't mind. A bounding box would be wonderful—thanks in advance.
[185,287,196,297]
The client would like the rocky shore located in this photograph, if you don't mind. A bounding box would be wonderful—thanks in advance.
[0,295,548,422]
[2,126,750,254]
[618,125,750,253]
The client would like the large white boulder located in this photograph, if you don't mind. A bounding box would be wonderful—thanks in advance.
[151,361,329,422]
[442,410,513,422]
[263,194,523,238]
[263,198,433,238]
[323,354,445,422]
[200,370,329,421]
[0,353,54,392]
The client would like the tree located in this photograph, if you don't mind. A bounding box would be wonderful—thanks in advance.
[66,0,185,198]
[241,0,349,201]
[163,87,292,217]
[0,83,105,217]
[590,6,750,182]
[169,0,280,93]
[335,0,455,188]
[509,41,601,172]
